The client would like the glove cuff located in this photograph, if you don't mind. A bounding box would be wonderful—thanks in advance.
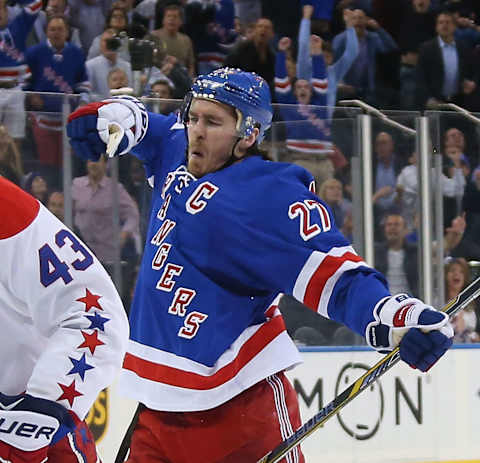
[0,394,77,451]
[366,296,393,351]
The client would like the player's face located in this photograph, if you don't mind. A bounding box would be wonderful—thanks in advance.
[186,99,239,178]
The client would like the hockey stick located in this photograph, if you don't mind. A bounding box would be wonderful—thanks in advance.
[257,276,480,463]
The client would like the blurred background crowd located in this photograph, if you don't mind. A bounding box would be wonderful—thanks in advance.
[2,0,480,347]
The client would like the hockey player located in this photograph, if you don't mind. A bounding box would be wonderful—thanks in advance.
[67,68,454,463]
[0,176,129,462]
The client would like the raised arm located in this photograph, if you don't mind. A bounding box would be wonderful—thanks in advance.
[274,37,296,104]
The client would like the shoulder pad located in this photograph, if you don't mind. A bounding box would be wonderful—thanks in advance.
[0,178,39,239]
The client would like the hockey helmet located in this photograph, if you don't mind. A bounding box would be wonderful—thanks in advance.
[182,67,273,142]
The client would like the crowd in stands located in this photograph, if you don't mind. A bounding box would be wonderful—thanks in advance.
[1,0,480,345]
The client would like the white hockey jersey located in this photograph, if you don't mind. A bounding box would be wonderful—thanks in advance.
[0,177,129,420]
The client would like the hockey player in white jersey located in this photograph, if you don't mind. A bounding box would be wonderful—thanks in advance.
[67,68,454,463]
[0,176,129,462]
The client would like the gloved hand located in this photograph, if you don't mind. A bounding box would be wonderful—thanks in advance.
[366,294,454,372]
[0,393,78,463]
[67,95,149,161]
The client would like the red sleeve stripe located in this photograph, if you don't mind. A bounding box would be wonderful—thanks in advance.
[312,78,328,92]
[293,247,367,317]
[122,315,286,390]
[0,177,39,239]
[274,77,291,93]
[25,0,43,14]
[67,101,109,123]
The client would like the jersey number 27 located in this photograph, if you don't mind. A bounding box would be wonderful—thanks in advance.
[288,199,331,241]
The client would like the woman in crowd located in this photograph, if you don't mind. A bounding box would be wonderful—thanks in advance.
[445,257,480,343]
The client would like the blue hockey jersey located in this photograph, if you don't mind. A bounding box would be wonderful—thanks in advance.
[25,41,90,112]
[119,112,390,412]
[0,0,42,84]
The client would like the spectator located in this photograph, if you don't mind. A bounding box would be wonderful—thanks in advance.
[450,3,480,49]
[108,67,131,93]
[298,0,335,38]
[443,142,468,226]
[318,177,351,229]
[46,189,64,221]
[30,0,81,48]
[445,257,480,343]
[71,156,140,265]
[152,4,195,77]
[87,28,133,98]
[297,6,359,118]
[0,159,20,184]
[374,213,419,297]
[261,0,301,40]
[0,124,23,177]
[396,149,466,232]
[415,9,476,110]
[274,35,334,189]
[68,0,112,53]
[396,0,436,110]
[143,53,192,99]
[25,15,90,173]
[0,0,42,149]
[124,156,152,243]
[225,17,275,91]
[23,171,49,204]
[443,126,474,167]
[185,1,238,75]
[87,7,130,62]
[332,7,398,106]
[454,168,480,260]
[372,131,404,224]
[147,78,176,114]
[341,208,353,243]
[233,0,261,26]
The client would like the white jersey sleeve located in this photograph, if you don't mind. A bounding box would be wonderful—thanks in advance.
[0,178,129,419]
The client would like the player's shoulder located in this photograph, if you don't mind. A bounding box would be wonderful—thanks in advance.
[241,157,315,197]
[0,177,40,239]
[216,157,315,215]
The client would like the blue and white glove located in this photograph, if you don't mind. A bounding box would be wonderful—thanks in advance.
[67,95,149,161]
[0,393,79,463]
[366,294,454,372]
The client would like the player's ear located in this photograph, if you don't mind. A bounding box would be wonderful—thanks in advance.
[234,128,259,158]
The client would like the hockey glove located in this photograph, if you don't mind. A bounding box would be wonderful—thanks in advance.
[0,393,78,463]
[366,293,454,372]
[67,95,149,160]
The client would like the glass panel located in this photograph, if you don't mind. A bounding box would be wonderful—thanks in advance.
[270,104,362,346]
[426,110,480,344]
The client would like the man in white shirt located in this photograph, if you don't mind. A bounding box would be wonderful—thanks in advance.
[86,28,132,98]
[374,214,418,296]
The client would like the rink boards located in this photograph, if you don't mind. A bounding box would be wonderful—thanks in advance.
[90,346,480,463]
